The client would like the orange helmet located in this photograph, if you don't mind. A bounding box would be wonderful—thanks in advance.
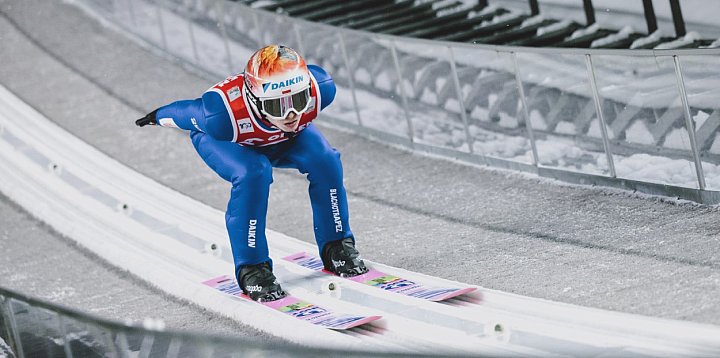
[244,45,312,120]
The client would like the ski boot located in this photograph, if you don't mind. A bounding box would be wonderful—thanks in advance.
[321,237,368,277]
[238,261,287,302]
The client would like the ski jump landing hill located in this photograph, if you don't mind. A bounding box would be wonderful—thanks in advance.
[2,0,720,356]
[2,68,720,357]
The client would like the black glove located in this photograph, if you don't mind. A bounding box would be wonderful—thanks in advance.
[135,109,158,127]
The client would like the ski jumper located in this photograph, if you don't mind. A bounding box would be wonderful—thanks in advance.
[154,65,353,279]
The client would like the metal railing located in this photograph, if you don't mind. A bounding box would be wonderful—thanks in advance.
[0,285,427,357]
[80,0,720,203]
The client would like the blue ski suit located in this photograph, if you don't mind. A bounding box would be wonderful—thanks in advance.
[153,65,353,279]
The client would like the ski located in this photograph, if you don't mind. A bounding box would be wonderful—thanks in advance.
[202,275,382,330]
[283,252,477,302]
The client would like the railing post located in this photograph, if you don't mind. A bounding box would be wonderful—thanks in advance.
[215,0,235,73]
[642,0,658,34]
[116,332,132,357]
[389,39,415,146]
[585,54,617,177]
[138,333,155,358]
[512,52,539,166]
[57,316,75,358]
[154,0,169,50]
[447,46,474,154]
[2,298,24,358]
[583,0,595,26]
[673,55,706,190]
[669,0,686,37]
[101,327,120,358]
[528,0,540,15]
[166,337,182,358]
[337,33,363,127]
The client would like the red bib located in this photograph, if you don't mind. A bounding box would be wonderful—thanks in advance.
[207,73,320,147]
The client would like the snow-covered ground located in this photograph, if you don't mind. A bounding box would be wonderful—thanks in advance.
[3,80,719,356]
[4,0,720,354]
[0,338,13,358]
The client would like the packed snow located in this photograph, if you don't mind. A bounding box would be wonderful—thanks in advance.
[630,30,663,49]
[0,337,12,358]
[655,32,702,50]
[537,20,574,36]
[590,25,634,48]
[569,23,600,40]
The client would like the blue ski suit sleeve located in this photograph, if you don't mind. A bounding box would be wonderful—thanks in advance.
[308,64,336,110]
[155,92,234,141]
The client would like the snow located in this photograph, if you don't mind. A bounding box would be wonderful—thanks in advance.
[480,12,522,27]
[655,32,702,50]
[0,337,13,358]
[664,127,692,151]
[521,15,546,28]
[249,0,274,9]
[694,110,710,129]
[630,30,663,49]
[430,0,458,10]
[537,19,573,36]
[436,1,476,17]
[467,4,499,19]
[569,23,600,40]
[625,121,655,145]
[142,318,167,331]
[590,25,634,48]
[706,39,720,49]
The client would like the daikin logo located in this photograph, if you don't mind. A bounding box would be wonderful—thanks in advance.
[262,76,304,92]
[248,219,257,248]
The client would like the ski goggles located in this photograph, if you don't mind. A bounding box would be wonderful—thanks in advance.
[250,86,312,120]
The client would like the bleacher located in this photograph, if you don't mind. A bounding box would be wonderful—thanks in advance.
[234,0,718,50]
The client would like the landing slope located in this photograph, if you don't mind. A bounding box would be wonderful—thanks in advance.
[0,0,719,325]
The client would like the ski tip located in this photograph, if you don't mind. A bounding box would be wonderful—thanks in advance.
[339,315,383,330]
[429,287,479,302]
